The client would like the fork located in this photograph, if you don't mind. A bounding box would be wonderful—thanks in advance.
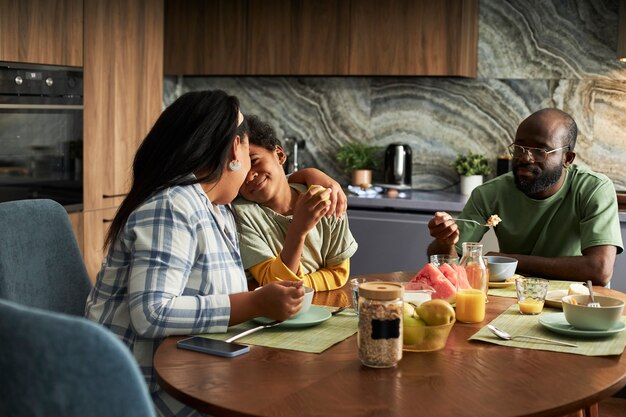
[225,320,283,343]
[453,218,491,227]
[586,280,601,307]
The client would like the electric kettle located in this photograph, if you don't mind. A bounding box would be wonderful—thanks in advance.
[384,143,412,187]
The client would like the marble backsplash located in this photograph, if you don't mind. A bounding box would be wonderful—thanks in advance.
[163,0,626,191]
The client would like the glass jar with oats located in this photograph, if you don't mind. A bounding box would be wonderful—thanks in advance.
[357,282,404,368]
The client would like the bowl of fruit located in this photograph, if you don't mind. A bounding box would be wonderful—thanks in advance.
[403,299,456,352]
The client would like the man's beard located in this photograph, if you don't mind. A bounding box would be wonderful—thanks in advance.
[513,164,563,196]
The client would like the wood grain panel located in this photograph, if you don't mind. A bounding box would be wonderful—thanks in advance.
[247,0,292,74]
[67,211,83,255]
[247,0,350,75]
[0,0,83,67]
[289,0,350,74]
[83,0,163,210]
[349,0,477,76]
[82,206,118,282]
[164,0,246,75]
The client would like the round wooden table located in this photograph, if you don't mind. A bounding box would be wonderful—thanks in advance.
[154,272,626,417]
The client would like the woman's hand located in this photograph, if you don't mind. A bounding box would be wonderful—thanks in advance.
[255,281,304,321]
[325,179,347,219]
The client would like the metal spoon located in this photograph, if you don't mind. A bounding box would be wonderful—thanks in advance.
[331,306,348,316]
[487,324,578,348]
[225,320,282,343]
[586,280,601,307]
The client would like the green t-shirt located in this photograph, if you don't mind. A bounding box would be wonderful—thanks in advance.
[455,165,623,257]
[232,183,358,273]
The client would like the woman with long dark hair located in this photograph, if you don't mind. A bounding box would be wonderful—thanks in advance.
[85,90,340,417]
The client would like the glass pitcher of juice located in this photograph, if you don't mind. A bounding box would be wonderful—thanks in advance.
[456,242,487,323]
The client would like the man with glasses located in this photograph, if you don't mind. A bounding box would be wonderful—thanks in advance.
[427,108,622,286]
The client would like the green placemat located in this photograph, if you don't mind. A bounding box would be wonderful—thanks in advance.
[488,280,581,298]
[470,305,626,356]
[199,306,357,354]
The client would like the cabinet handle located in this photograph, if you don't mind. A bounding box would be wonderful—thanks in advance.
[102,193,128,198]
[103,218,113,223]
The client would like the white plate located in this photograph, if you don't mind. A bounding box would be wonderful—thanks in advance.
[489,273,523,284]
[544,290,568,309]
[538,313,626,338]
[253,306,332,328]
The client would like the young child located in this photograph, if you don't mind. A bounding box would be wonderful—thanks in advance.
[233,115,358,291]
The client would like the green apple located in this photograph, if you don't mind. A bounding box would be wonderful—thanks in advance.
[403,302,427,345]
[403,302,417,321]
[416,299,455,326]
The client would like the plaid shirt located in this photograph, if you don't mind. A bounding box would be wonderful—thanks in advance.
[85,181,247,415]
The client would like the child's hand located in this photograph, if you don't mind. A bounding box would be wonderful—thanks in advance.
[291,186,331,236]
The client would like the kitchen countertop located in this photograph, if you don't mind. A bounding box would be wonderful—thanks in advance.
[347,190,468,214]
[347,189,626,222]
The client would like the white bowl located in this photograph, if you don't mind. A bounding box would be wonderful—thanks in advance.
[294,286,314,317]
[562,295,624,331]
[485,256,518,282]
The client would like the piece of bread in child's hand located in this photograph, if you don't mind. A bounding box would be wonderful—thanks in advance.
[307,185,330,201]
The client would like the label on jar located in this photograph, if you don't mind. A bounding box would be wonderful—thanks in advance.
[371,318,401,339]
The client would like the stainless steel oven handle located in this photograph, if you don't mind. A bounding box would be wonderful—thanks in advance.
[0,104,83,110]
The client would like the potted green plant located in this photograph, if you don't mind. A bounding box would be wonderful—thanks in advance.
[336,143,381,186]
[452,153,492,195]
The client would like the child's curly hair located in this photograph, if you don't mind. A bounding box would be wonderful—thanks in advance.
[245,114,282,151]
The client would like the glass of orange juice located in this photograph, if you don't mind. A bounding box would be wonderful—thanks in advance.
[515,277,549,315]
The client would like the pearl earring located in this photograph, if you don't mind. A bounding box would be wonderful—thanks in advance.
[228,159,241,171]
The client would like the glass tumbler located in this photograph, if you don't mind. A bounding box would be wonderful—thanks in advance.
[516,277,549,315]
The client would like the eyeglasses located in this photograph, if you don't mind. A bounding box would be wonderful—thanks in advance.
[507,143,569,162]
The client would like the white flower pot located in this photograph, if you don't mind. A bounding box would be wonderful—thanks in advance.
[460,175,483,196]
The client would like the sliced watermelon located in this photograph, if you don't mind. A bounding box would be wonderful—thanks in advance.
[455,264,472,290]
[438,263,458,287]
[411,263,456,304]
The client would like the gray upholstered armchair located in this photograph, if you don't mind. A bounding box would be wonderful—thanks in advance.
[0,298,155,417]
[0,199,92,316]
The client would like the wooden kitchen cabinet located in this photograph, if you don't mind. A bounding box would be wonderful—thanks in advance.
[164,0,247,75]
[0,0,83,67]
[82,0,163,279]
[349,0,478,76]
[165,0,349,75]
[246,0,350,75]
[67,211,84,255]
[164,0,476,76]
[83,0,163,210]
[83,206,118,281]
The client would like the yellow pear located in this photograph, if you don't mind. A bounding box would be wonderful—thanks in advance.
[416,299,455,326]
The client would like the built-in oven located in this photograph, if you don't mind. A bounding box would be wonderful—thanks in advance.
[0,62,83,207]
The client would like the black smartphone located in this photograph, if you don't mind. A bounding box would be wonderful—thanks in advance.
[177,336,250,358]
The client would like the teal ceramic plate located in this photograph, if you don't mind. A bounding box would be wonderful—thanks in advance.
[538,313,626,338]
[253,306,331,328]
